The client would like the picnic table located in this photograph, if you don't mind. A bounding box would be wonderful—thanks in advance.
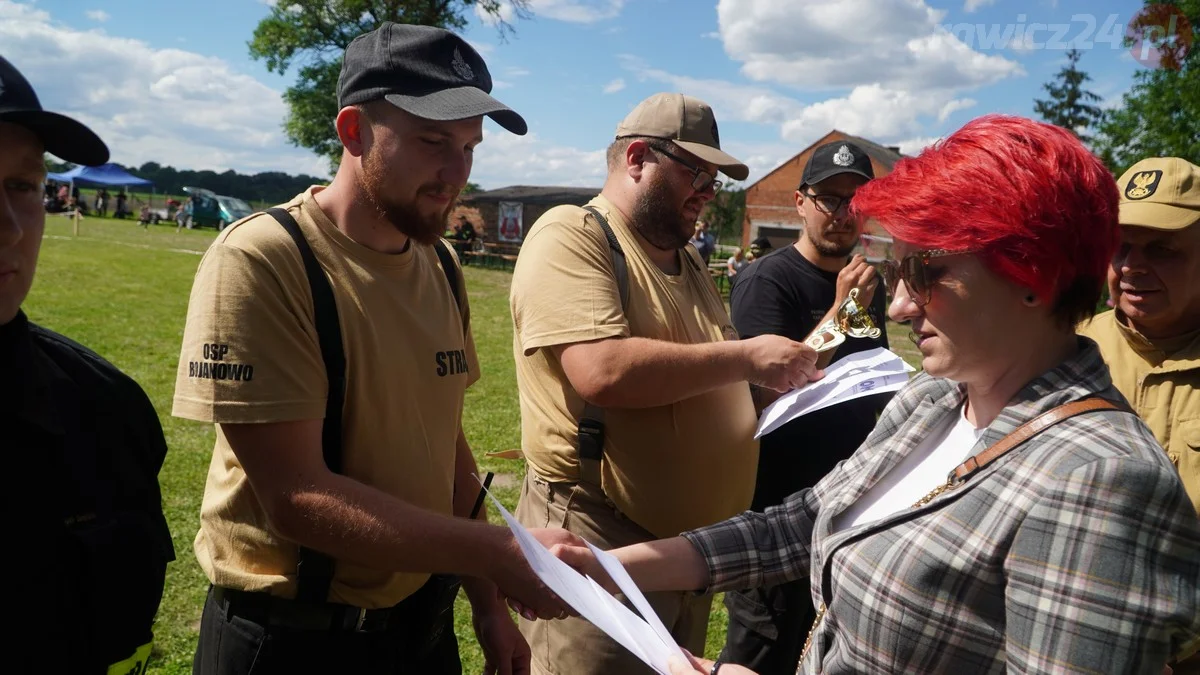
[464,241,522,270]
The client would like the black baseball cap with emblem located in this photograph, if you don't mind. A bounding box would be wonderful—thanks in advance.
[0,55,110,166]
[800,141,874,189]
[337,23,527,135]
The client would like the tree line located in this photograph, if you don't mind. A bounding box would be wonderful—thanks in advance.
[45,158,326,204]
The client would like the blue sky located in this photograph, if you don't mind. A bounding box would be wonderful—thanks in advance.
[2,0,1150,189]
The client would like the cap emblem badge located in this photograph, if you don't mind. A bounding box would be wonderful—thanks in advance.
[451,48,475,81]
[1125,170,1162,200]
[833,145,854,167]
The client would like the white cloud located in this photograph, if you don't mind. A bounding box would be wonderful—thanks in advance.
[471,129,606,188]
[778,85,973,146]
[85,9,109,22]
[715,0,1022,91]
[616,55,970,163]
[527,0,626,23]
[1,1,328,177]
[505,67,531,77]
[963,0,995,11]
[895,136,941,155]
[602,78,625,94]
[937,97,976,122]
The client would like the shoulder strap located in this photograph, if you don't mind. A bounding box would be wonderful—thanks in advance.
[953,397,1132,483]
[575,206,631,481]
[432,239,463,313]
[582,206,629,311]
[264,207,344,603]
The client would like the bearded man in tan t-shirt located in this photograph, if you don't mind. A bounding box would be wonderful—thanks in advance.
[173,23,577,675]
[508,93,822,675]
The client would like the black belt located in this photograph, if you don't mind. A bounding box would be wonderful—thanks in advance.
[212,586,396,633]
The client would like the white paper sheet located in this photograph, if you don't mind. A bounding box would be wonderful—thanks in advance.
[756,347,915,439]
[480,482,682,674]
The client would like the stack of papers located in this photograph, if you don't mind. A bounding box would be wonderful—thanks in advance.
[481,485,687,674]
[756,347,915,439]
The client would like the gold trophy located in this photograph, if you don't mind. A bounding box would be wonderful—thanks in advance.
[804,288,882,353]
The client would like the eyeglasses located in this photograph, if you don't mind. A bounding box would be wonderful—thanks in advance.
[800,188,852,215]
[647,142,723,193]
[876,249,966,307]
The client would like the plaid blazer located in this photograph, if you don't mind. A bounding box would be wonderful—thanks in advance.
[684,340,1200,674]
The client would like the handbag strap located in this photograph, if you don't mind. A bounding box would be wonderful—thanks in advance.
[913,397,1131,510]
[952,397,1130,483]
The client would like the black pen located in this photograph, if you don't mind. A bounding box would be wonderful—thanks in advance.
[470,471,494,519]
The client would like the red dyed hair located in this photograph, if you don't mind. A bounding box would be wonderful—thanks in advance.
[851,114,1119,326]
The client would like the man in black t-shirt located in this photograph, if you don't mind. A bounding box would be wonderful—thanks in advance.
[722,141,893,675]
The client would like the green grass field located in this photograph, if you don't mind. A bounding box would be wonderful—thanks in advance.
[26,215,920,673]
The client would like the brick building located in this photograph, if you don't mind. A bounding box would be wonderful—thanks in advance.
[741,131,907,260]
[460,185,599,244]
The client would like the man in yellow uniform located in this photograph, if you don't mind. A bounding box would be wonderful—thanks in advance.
[174,23,571,675]
[1081,157,1200,518]
[509,92,822,675]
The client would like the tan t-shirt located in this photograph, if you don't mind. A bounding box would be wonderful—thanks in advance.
[173,187,479,608]
[510,195,758,538]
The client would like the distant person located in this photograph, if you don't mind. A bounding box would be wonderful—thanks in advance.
[726,247,748,277]
[95,187,109,217]
[0,54,174,675]
[748,236,772,260]
[172,24,572,675]
[690,219,716,263]
[115,189,129,218]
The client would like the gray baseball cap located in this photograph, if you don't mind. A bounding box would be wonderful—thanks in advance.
[337,23,527,135]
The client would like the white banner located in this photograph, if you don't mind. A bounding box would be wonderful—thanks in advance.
[498,201,523,242]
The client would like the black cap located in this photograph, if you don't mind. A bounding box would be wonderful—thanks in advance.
[338,23,527,135]
[800,141,874,189]
[0,55,109,166]
[750,236,773,251]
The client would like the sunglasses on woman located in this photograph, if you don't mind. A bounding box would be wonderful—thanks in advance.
[876,249,966,307]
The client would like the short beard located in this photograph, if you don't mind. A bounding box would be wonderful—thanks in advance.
[805,225,857,259]
[630,173,692,250]
[358,146,453,246]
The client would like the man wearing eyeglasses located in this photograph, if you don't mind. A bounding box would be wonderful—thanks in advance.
[508,92,822,675]
[723,141,892,675]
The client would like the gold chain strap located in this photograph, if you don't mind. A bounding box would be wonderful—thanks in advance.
[911,476,957,509]
[796,602,827,673]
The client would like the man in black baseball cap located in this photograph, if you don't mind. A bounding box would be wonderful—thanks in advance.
[723,140,891,674]
[2,55,174,674]
[176,23,570,675]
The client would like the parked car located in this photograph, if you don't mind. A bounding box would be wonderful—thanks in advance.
[177,186,256,230]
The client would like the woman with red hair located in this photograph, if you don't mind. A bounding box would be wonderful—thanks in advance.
[544,115,1200,675]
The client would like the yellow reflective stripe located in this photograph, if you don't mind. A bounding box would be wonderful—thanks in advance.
[106,640,152,675]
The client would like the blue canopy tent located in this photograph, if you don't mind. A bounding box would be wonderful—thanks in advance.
[47,163,156,219]
[47,163,153,188]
